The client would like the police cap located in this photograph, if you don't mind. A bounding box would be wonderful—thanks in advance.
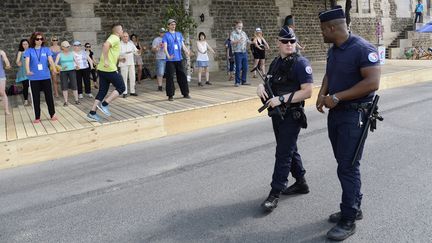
[278,26,296,39]
[319,5,345,23]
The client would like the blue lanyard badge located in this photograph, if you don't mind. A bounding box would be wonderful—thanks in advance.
[169,33,179,50]
[34,48,44,71]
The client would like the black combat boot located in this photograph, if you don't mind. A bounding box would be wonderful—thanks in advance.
[328,210,363,223]
[326,219,356,241]
[281,177,309,195]
[261,193,279,212]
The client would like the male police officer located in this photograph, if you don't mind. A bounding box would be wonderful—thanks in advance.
[257,26,313,212]
[316,6,380,241]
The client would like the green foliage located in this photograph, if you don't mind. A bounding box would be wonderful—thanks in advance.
[163,4,197,35]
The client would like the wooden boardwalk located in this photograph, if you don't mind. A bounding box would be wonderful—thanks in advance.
[1,60,432,168]
[0,77,258,143]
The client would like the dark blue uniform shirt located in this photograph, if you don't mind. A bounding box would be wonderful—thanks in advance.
[292,56,314,85]
[326,34,379,103]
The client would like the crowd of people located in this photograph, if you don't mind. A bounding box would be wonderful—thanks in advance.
[0,18,281,122]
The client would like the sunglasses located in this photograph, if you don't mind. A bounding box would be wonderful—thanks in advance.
[35,38,44,41]
[279,39,296,44]
[52,39,58,41]
[85,46,91,48]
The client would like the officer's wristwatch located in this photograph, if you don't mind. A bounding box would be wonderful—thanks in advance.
[331,94,340,104]
[279,95,285,104]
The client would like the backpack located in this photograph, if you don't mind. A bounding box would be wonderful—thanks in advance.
[141,67,152,80]
[7,84,20,96]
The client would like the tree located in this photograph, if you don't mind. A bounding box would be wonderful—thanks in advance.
[162,3,197,36]
[345,0,352,27]
[330,0,337,8]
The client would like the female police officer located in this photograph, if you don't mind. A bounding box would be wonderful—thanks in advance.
[256,26,313,212]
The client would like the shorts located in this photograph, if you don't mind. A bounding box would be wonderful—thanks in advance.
[134,55,143,65]
[156,59,166,77]
[196,61,209,67]
[60,70,78,91]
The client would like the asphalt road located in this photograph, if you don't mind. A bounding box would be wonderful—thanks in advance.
[1,82,431,243]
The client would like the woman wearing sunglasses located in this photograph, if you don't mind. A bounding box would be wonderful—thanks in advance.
[256,26,313,213]
[24,32,57,123]
[50,36,61,98]
[84,43,98,88]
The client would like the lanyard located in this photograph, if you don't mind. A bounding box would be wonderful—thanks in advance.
[168,32,178,43]
[34,48,43,63]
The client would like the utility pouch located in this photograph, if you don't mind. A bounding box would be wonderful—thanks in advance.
[291,107,308,129]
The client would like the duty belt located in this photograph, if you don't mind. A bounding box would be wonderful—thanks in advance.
[333,102,372,110]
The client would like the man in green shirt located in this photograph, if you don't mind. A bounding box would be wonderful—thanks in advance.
[87,23,126,122]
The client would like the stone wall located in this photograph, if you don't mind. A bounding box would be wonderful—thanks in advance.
[0,0,73,81]
[0,0,428,83]
[291,0,328,61]
[94,0,184,72]
[209,0,281,68]
[389,0,412,33]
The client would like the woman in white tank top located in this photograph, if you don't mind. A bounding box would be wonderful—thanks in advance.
[195,32,215,86]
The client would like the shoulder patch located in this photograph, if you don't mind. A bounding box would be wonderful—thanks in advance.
[368,52,379,63]
[305,66,313,74]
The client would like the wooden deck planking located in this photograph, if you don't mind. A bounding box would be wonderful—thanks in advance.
[18,105,37,138]
[76,97,125,123]
[48,106,76,131]
[24,105,47,136]
[2,78,262,142]
[0,112,6,142]
[12,107,27,139]
[39,105,59,134]
[5,111,17,141]
[117,98,158,116]
[67,104,102,127]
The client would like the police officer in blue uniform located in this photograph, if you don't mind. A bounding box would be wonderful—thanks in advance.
[316,6,381,241]
[257,26,314,212]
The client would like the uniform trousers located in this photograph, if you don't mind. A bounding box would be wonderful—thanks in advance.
[270,112,306,193]
[328,108,367,221]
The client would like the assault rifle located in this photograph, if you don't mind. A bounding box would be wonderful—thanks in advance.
[352,95,384,166]
[251,66,284,120]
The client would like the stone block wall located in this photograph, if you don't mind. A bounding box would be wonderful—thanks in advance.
[389,0,412,33]
[0,0,428,82]
[0,0,73,81]
[291,0,328,61]
[94,0,184,73]
[209,0,281,69]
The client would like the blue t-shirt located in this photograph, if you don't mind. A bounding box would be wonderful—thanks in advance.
[162,31,184,62]
[326,35,379,103]
[24,47,53,81]
[416,4,424,13]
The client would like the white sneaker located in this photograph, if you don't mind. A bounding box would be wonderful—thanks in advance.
[78,94,83,99]
[87,93,93,98]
